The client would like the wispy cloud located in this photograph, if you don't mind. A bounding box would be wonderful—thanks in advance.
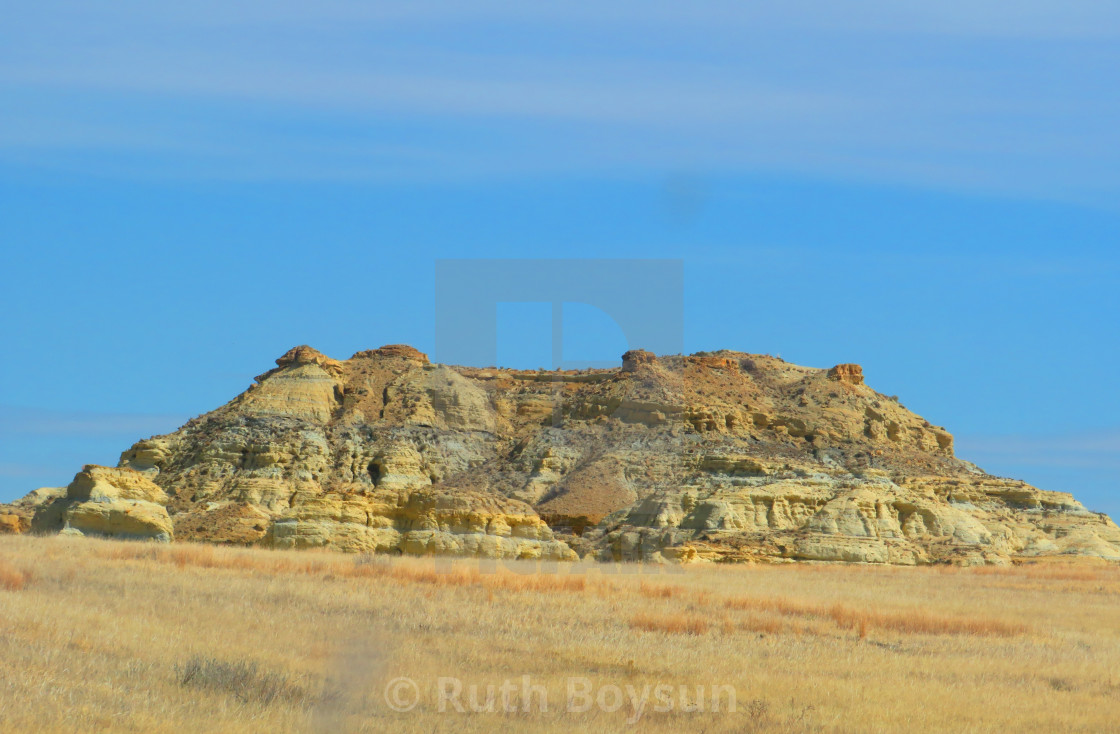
[0,406,187,437]
[957,430,1120,471]
[13,2,1120,40]
[955,431,1120,516]
[1,2,1118,199]
[0,407,188,500]
[0,463,61,479]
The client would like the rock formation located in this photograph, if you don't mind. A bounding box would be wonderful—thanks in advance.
[30,466,173,542]
[5,345,1118,565]
[1,488,62,535]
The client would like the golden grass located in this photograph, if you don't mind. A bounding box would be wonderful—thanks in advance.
[2,534,1119,733]
[630,611,710,635]
[92,542,591,593]
[825,602,1028,637]
[637,580,678,599]
[722,595,1029,637]
[0,558,31,591]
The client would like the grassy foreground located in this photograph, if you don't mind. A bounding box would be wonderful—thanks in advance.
[1,535,1119,733]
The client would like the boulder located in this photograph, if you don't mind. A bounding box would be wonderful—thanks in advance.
[0,514,28,534]
[31,465,173,542]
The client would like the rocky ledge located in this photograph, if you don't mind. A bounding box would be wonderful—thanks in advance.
[3,345,1117,565]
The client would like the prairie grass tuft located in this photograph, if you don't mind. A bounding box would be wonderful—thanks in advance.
[630,612,710,635]
[0,559,30,591]
[638,581,677,599]
[175,656,312,706]
[723,595,1027,637]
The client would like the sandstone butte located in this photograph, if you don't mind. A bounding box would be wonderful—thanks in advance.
[2,344,1118,566]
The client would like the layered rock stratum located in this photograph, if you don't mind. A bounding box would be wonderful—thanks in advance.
[5,344,1118,565]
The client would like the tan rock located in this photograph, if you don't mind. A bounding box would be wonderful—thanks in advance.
[30,466,173,542]
[14,487,67,508]
[827,363,864,385]
[259,486,575,559]
[173,502,272,545]
[351,344,430,364]
[64,500,173,542]
[387,365,498,432]
[0,514,27,534]
[367,443,431,490]
[67,465,168,504]
[621,349,658,372]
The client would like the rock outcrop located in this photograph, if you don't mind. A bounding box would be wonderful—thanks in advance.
[30,466,173,542]
[0,514,27,534]
[10,344,1119,565]
[0,488,64,534]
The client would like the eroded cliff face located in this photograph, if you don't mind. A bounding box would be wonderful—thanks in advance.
[10,344,1119,565]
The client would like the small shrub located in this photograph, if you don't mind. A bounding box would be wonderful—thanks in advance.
[175,656,310,705]
[747,698,771,720]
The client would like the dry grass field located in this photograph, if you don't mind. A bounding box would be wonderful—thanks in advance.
[2,535,1119,733]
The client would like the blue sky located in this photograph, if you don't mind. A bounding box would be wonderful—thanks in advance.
[1,2,1118,515]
